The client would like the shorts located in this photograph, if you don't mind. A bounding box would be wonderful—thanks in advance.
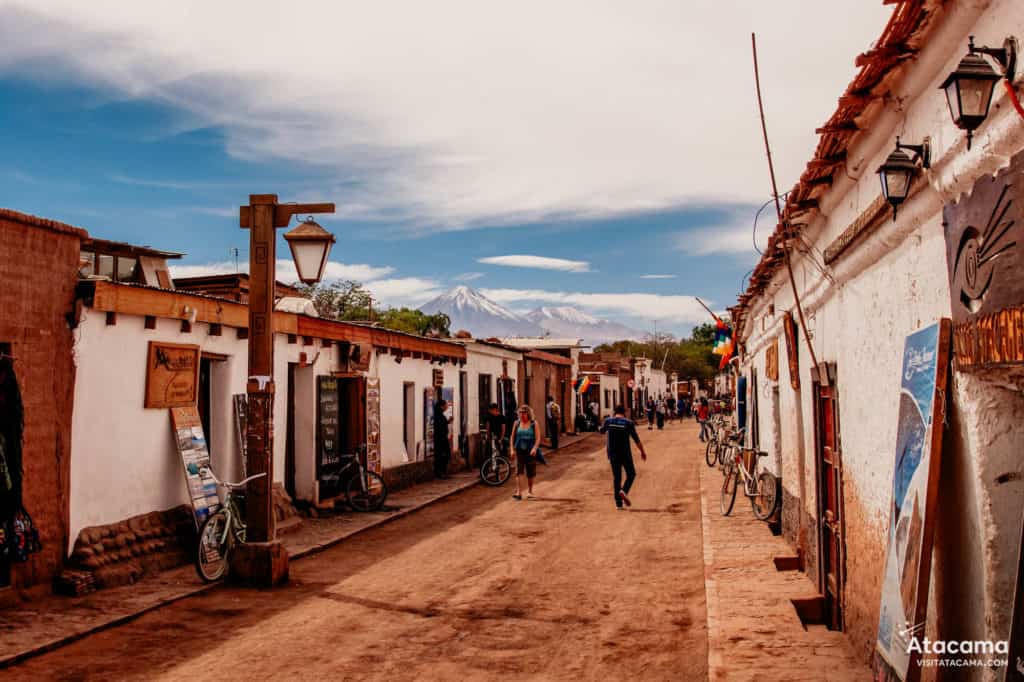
[515,448,537,478]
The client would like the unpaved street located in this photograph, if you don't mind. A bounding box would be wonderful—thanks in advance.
[8,422,707,681]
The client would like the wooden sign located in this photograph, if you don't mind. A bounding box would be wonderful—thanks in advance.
[782,313,800,390]
[765,338,779,382]
[432,368,444,388]
[873,320,951,681]
[169,406,220,528]
[944,150,1024,371]
[145,342,200,408]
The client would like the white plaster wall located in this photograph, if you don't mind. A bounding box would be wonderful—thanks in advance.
[461,343,522,435]
[69,310,338,548]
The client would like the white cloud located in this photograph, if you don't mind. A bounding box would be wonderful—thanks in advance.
[169,258,395,282]
[478,254,590,273]
[453,272,484,282]
[673,210,772,258]
[0,2,891,228]
[366,277,444,307]
[640,274,677,279]
[480,288,708,325]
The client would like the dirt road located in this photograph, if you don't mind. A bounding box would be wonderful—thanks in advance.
[8,421,708,681]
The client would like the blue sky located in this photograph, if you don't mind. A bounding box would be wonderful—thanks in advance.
[0,2,890,337]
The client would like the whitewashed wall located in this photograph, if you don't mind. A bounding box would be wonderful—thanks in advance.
[736,0,1024,668]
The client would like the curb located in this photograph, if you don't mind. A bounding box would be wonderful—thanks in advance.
[698,463,724,681]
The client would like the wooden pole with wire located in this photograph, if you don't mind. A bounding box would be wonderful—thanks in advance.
[751,32,825,385]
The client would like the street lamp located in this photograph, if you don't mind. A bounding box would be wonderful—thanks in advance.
[940,36,1017,150]
[284,216,336,285]
[876,137,930,220]
[236,194,334,587]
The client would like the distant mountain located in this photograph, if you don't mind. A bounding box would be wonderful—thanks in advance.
[419,286,544,338]
[525,306,642,346]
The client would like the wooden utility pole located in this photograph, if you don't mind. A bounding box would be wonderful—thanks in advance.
[236,194,334,586]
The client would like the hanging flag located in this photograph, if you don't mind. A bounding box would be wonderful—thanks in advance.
[574,375,593,393]
[712,318,735,369]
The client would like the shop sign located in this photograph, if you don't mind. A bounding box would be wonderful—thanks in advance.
[422,386,435,460]
[432,368,444,388]
[765,338,779,382]
[874,320,951,681]
[316,376,342,499]
[944,151,1024,371]
[169,406,220,528]
[145,342,200,408]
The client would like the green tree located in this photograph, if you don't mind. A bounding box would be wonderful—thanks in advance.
[296,281,451,337]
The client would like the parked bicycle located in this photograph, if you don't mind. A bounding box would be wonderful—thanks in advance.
[194,467,266,583]
[720,445,779,520]
[703,416,734,467]
[480,434,512,486]
[320,446,389,512]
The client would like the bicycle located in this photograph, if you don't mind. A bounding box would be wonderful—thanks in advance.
[194,467,266,583]
[717,425,744,469]
[479,433,512,486]
[320,446,389,512]
[720,446,779,520]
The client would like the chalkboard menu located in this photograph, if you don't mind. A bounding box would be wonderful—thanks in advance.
[316,376,343,499]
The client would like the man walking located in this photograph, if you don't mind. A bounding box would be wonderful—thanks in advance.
[433,399,451,479]
[545,395,560,450]
[599,404,647,510]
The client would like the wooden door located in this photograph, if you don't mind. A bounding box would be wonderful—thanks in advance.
[815,370,845,630]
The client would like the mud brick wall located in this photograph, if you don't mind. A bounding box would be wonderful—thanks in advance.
[0,210,86,592]
[63,505,195,590]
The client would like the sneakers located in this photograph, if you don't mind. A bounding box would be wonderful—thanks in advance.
[526,492,536,499]
[618,491,631,507]
[616,506,626,511]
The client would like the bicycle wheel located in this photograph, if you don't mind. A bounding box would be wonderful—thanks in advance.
[705,439,718,468]
[195,510,230,583]
[720,464,738,516]
[480,456,512,486]
[347,470,388,512]
[751,471,779,521]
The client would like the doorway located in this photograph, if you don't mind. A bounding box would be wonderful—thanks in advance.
[478,374,492,428]
[285,363,297,498]
[403,382,416,462]
[0,344,21,589]
[813,364,845,631]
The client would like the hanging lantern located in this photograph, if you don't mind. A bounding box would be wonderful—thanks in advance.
[283,216,336,284]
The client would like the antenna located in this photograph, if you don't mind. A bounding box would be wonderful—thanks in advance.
[231,247,240,273]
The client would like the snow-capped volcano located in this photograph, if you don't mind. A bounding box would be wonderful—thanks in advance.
[419,286,544,337]
[525,306,642,346]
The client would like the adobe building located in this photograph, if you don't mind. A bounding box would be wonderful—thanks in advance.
[0,209,86,598]
[731,1,1024,675]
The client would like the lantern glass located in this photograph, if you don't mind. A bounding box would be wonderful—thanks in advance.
[880,168,912,203]
[288,239,332,284]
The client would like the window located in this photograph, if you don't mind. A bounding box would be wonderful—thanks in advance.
[79,250,95,277]
[116,256,139,282]
[97,254,114,279]
[478,374,492,428]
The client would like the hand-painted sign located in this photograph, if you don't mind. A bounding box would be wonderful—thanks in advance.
[316,376,342,499]
[422,387,435,461]
[145,342,200,408]
[365,377,381,475]
[169,406,220,528]
[874,320,951,681]
[944,150,1023,370]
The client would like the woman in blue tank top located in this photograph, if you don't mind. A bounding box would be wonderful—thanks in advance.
[510,405,539,500]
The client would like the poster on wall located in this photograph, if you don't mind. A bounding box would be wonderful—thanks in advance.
[169,406,221,528]
[442,386,454,421]
[233,394,248,477]
[365,377,381,475]
[873,320,951,682]
[145,342,200,408]
[422,386,435,460]
[1006,514,1024,682]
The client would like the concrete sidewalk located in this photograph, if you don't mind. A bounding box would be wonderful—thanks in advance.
[0,432,595,669]
[699,461,869,681]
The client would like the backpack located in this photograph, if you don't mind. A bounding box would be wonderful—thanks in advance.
[550,403,561,420]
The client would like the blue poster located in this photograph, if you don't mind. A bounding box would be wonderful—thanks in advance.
[875,321,949,680]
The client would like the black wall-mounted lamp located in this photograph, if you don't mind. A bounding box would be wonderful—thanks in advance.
[940,35,1018,150]
[877,136,931,219]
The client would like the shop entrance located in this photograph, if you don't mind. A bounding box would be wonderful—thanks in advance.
[0,344,21,589]
[315,375,367,502]
[813,364,845,631]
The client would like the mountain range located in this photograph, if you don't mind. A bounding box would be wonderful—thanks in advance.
[419,286,642,346]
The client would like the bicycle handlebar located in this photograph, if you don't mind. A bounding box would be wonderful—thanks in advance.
[200,467,267,489]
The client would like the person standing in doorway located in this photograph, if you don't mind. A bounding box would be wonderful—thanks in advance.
[510,405,539,500]
[600,404,647,510]
[545,395,560,450]
[485,402,506,455]
[433,399,452,479]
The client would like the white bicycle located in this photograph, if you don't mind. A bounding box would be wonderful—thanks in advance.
[194,467,267,583]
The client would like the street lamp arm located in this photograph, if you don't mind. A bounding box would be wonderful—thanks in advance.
[239,202,336,228]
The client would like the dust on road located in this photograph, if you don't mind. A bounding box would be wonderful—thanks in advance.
[8,422,708,681]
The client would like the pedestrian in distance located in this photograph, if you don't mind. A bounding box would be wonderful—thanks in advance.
[697,398,711,442]
[656,395,666,430]
[433,399,452,479]
[545,395,560,450]
[646,397,655,430]
[666,395,676,423]
[510,405,539,500]
[599,404,647,510]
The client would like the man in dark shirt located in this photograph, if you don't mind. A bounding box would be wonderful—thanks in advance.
[485,403,506,455]
[599,404,648,509]
[433,399,451,479]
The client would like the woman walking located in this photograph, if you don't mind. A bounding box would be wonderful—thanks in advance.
[510,405,539,500]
